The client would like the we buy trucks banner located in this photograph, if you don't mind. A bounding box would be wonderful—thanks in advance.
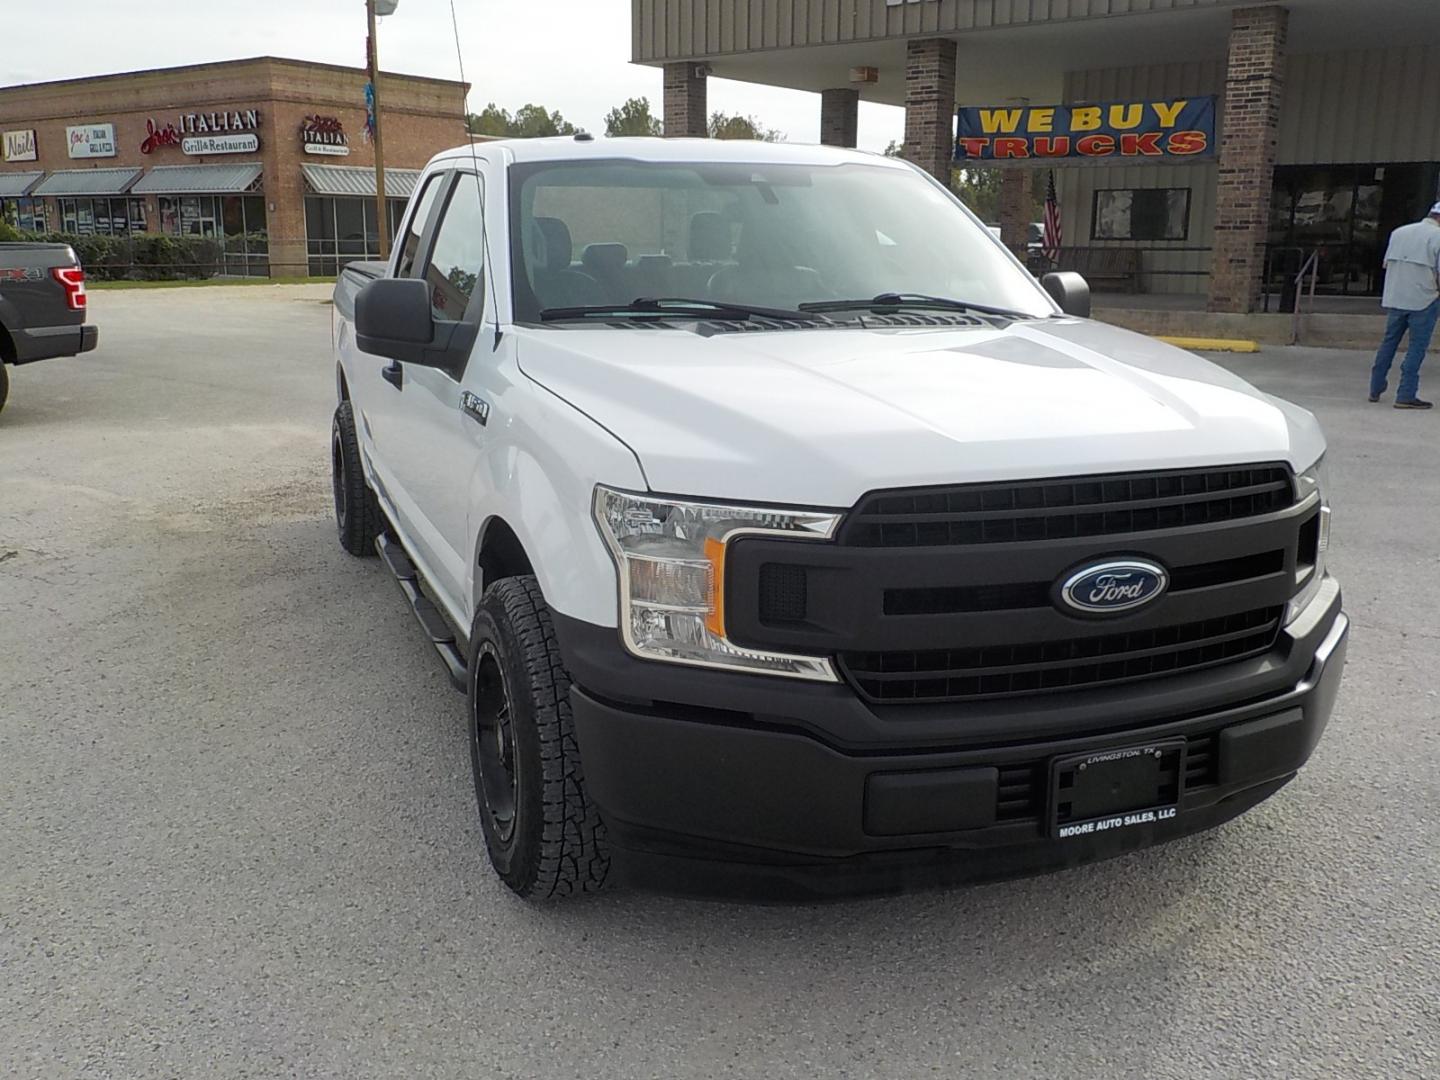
[955,97,1217,162]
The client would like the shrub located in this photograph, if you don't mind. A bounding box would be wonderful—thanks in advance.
[0,220,24,242]
[19,230,227,281]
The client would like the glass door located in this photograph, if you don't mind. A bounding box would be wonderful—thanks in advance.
[1269,163,1436,297]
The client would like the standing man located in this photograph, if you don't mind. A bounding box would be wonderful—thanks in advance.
[1369,201,1440,410]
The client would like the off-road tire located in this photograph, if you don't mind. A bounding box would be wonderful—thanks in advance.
[468,576,609,898]
[331,401,381,557]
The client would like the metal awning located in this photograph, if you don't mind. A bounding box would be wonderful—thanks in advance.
[302,163,422,199]
[131,163,263,195]
[0,171,44,197]
[33,167,143,197]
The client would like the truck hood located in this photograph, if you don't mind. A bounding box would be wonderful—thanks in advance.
[515,317,1325,507]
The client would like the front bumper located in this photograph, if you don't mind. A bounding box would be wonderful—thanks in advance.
[558,585,1348,900]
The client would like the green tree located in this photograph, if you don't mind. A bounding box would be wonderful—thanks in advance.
[708,112,783,141]
[605,97,663,137]
[513,103,577,138]
[467,103,515,137]
[951,167,1004,222]
[466,102,579,138]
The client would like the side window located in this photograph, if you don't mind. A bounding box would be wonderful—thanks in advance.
[395,175,445,278]
[420,173,486,322]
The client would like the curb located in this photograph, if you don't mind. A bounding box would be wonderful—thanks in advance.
[1156,336,1262,353]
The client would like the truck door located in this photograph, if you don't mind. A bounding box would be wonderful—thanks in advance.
[379,169,491,612]
[346,172,445,512]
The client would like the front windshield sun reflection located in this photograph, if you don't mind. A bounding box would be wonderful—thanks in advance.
[509,159,1055,324]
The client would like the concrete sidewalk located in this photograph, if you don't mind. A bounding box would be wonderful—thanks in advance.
[1096,295,1440,352]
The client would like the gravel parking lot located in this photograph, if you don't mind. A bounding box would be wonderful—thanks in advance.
[2,286,1437,1079]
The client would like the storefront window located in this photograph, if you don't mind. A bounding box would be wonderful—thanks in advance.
[305,195,408,276]
[222,194,268,277]
[1092,189,1190,241]
[1268,163,1440,297]
[1,197,47,233]
[57,197,144,237]
[156,193,268,276]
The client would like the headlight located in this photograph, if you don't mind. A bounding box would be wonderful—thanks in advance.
[593,486,841,680]
[1287,458,1331,624]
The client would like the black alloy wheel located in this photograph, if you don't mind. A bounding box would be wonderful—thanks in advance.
[467,576,609,898]
[331,401,381,557]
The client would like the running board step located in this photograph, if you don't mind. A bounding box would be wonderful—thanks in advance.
[376,533,468,691]
[378,532,418,581]
[411,595,456,644]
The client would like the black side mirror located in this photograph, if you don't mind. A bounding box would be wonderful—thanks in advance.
[356,278,436,365]
[1041,271,1091,319]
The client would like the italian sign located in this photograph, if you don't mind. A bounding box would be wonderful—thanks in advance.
[141,109,262,154]
[300,115,350,157]
[181,133,260,155]
[955,97,1216,161]
[67,123,118,159]
[3,129,37,162]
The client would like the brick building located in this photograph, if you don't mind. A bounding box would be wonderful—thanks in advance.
[634,0,1440,314]
[0,57,468,277]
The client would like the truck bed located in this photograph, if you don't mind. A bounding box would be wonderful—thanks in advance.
[333,260,389,322]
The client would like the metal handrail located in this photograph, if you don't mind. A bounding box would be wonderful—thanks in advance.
[1263,245,1305,313]
[1290,250,1320,345]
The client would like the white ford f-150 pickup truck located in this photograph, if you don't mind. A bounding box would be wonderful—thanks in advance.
[330,136,1347,900]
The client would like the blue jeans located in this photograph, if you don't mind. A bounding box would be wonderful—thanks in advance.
[1370,299,1438,401]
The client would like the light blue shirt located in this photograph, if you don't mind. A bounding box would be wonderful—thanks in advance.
[1381,217,1440,312]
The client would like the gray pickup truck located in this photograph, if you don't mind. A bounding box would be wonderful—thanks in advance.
[0,242,98,415]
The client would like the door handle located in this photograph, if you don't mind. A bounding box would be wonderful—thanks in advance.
[381,361,403,390]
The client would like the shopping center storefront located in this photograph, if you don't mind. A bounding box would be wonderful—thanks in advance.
[0,57,467,277]
[133,163,270,276]
[301,162,419,276]
[0,170,47,232]
[636,0,1440,313]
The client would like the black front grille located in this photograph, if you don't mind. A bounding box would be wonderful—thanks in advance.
[996,763,1045,822]
[840,606,1284,704]
[876,549,1287,617]
[1185,733,1221,790]
[842,464,1294,548]
[758,563,808,624]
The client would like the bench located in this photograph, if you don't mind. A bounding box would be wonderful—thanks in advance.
[1054,247,1143,293]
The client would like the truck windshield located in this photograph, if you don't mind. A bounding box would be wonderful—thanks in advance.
[508,158,1056,324]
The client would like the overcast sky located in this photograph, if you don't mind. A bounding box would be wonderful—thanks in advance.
[13,0,905,151]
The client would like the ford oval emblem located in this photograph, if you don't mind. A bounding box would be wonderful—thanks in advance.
[1059,559,1169,615]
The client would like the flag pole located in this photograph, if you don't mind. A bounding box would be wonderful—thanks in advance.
[367,0,389,260]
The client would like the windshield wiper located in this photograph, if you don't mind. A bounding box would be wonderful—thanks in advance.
[798,293,1032,319]
[539,297,818,322]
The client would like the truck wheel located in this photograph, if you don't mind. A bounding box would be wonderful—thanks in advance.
[331,401,380,557]
[0,364,9,415]
[468,576,610,898]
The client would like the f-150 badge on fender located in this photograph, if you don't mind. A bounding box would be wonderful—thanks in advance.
[460,390,490,427]
[1059,559,1168,615]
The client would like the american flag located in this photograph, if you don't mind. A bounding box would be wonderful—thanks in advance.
[1043,170,1063,264]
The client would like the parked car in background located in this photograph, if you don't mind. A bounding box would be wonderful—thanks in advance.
[328,137,1347,900]
[0,242,97,415]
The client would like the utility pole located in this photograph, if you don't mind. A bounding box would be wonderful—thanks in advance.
[367,0,389,259]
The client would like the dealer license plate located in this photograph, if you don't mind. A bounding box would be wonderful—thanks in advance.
[1050,740,1185,839]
